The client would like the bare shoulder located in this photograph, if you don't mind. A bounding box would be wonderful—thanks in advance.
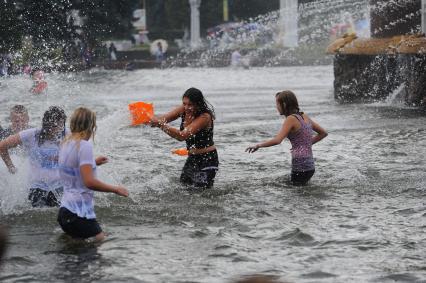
[199,112,212,120]
[285,115,299,123]
[196,112,213,128]
[302,113,312,123]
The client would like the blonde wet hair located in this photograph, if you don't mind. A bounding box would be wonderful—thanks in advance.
[275,90,300,116]
[64,107,97,143]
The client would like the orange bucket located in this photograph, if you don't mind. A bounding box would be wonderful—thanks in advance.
[128,102,154,126]
[171,148,189,156]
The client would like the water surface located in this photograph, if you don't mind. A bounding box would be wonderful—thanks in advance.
[0,66,425,282]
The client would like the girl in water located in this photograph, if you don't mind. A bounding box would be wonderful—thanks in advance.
[246,91,328,185]
[0,106,67,207]
[30,70,48,95]
[150,87,219,189]
[57,107,128,241]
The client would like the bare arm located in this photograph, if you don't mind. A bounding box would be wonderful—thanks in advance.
[80,165,128,197]
[246,116,297,153]
[0,134,22,173]
[156,113,211,142]
[154,105,185,124]
[310,119,328,145]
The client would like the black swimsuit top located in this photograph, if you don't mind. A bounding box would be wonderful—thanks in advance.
[180,113,214,149]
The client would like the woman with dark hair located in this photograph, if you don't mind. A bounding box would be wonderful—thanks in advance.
[150,87,219,189]
[0,106,68,207]
[246,90,328,185]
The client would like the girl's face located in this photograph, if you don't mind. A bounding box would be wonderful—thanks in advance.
[52,119,66,135]
[276,98,285,116]
[183,97,197,116]
[10,112,29,132]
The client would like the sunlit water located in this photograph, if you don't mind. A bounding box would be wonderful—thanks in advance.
[0,66,425,282]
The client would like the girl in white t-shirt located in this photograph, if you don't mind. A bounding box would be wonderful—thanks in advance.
[0,106,67,207]
[57,107,128,241]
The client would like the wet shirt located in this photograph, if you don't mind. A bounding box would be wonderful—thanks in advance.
[59,140,97,219]
[180,113,214,150]
[19,128,65,191]
[287,114,315,172]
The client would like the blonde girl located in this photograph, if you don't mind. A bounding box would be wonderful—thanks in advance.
[57,107,128,241]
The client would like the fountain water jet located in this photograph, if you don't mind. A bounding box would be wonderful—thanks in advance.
[329,0,426,106]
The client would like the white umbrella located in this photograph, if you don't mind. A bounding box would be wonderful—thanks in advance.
[150,39,168,55]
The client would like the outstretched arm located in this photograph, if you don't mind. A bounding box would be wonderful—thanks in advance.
[80,165,128,197]
[154,113,211,142]
[310,119,328,145]
[0,134,22,173]
[246,116,297,153]
[152,105,185,125]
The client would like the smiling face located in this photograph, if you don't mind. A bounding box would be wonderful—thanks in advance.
[182,96,197,117]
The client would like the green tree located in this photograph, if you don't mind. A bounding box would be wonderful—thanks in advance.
[231,0,279,21]
[0,1,23,53]
[76,0,139,45]
[146,0,279,40]
[164,0,189,31]
[200,1,222,32]
[20,0,74,48]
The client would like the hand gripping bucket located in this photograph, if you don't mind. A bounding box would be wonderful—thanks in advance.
[128,102,154,126]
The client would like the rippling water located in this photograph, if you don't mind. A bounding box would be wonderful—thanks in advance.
[0,66,425,282]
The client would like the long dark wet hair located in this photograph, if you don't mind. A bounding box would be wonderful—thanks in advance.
[37,106,67,146]
[182,87,215,119]
[275,90,300,116]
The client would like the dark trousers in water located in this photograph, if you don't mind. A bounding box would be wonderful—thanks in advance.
[291,170,315,186]
[180,150,219,189]
[28,188,63,207]
[57,207,102,239]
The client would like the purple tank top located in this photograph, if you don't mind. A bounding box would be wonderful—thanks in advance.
[287,114,315,172]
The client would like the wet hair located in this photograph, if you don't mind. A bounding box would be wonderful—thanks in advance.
[38,106,67,146]
[182,87,215,119]
[10,105,28,115]
[68,107,97,141]
[275,90,300,116]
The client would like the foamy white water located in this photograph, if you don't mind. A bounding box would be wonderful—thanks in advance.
[0,66,425,282]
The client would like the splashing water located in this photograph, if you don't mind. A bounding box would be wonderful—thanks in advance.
[172,0,369,67]
[1,66,425,282]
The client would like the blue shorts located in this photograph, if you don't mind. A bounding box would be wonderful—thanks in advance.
[57,207,102,239]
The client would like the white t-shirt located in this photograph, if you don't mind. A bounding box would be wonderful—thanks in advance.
[19,128,65,191]
[59,139,97,219]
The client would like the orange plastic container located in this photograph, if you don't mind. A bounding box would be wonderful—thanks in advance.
[171,148,189,156]
[128,102,154,126]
